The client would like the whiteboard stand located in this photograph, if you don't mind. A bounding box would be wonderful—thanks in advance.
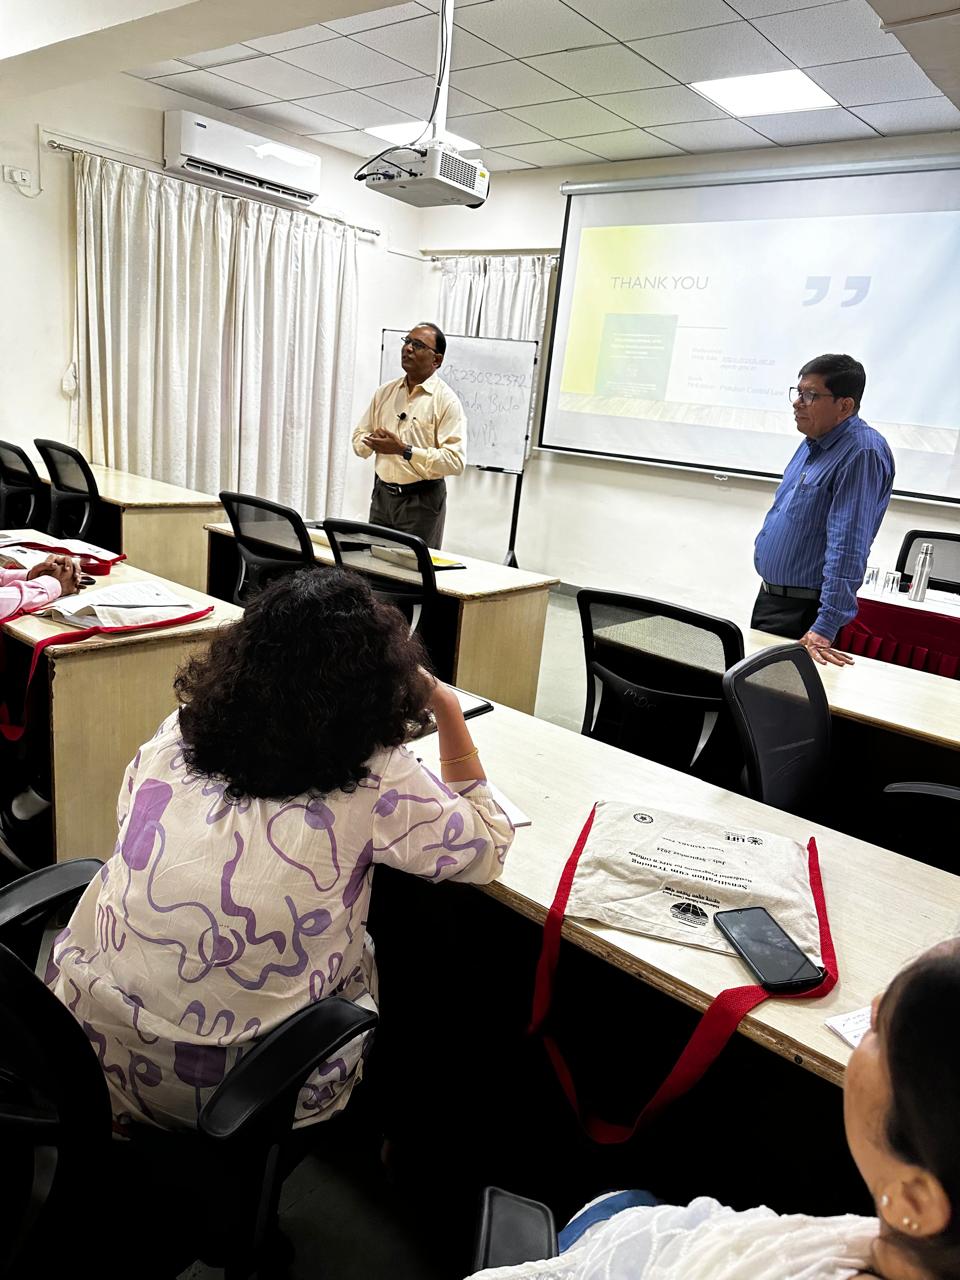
[381,330,538,567]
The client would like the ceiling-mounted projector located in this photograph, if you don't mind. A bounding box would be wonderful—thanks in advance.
[363,141,489,208]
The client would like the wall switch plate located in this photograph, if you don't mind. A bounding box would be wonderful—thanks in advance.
[3,166,32,186]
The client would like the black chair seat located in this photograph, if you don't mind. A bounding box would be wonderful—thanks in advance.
[577,590,745,788]
[34,439,100,541]
[220,491,318,604]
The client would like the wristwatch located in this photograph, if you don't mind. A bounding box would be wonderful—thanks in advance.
[402,444,413,462]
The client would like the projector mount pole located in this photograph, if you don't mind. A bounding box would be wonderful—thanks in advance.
[430,0,455,141]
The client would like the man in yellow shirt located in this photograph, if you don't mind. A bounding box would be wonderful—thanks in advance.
[352,323,465,548]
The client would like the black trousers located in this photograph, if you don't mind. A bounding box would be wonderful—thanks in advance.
[369,477,446,548]
[750,587,821,640]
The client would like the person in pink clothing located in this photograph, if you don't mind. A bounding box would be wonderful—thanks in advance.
[0,554,80,621]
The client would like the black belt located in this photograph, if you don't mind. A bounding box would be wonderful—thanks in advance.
[375,476,444,497]
[761,581,820,600]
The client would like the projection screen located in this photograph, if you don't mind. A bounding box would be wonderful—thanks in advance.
[539,162,960,503]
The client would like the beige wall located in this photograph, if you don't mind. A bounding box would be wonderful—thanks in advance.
[419,132,960,617]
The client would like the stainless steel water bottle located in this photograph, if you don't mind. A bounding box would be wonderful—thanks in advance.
[908,542,934,602]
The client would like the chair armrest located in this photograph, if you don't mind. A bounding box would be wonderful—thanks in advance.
[199,996,377,1141]
[0,859,103,934]
[472,1187,558,1271]
[884,782,960,802]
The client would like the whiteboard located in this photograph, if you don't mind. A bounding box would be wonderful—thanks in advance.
[381,330,538,474]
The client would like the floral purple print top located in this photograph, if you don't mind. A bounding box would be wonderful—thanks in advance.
[47,711,514,1130]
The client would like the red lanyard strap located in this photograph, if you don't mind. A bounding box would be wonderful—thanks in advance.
[529,804,837,1144]
[0,606,214,742]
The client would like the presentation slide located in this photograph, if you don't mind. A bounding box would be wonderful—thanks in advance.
[541,170,960,502]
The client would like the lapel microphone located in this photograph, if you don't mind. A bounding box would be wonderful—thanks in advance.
[397,412,407,422]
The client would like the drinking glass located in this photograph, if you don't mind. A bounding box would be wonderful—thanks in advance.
[863,566,880,593]
[882,570,901,595]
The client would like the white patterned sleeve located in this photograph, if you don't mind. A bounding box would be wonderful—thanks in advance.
[368,747,514,884]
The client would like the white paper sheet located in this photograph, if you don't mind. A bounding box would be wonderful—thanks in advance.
[825,1006,872,1049]
[41,581,193,628]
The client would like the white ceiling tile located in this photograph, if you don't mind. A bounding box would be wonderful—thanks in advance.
[510,98,638,137]
[295,90,417,129]
[566,128,686,159]
[479,151,537,170]
[129,59,192,79]
[184,44,260,69]
[806,53,940,106]
[353,16,511,73]
[241,102,352,135]
[628,22,791,81]
[523,45,674,95]
[278,37,420,87]
[244,26,339,54]
[746,106,878,143]
[215,56,343,98]
[726,0,846,15]
[753,0,902,67]
[562,0,740,40]
[592,85,728,126]
[445,110,553,146]
[852,96,960,134]
[455,0,615,58]
[496,139,606,165]
[419,0,492,8]
[646,118,776,150]
[324,3,431,35]
[451,61,574,108]
[312,129,382,156]
[153,70,277,109]
[362,77,491,117]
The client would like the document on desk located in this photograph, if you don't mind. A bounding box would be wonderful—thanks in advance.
[0,545,55,571]
[41,581,195,628]
[0,529,120,561]
[564,800,821,961]
[825,1006,871,1049]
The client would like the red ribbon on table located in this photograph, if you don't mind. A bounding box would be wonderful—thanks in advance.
[528,806,837,1144]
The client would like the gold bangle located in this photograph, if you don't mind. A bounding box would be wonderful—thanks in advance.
[440,748,479,765]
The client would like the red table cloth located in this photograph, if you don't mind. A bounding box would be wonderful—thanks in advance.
[836,596,960,678]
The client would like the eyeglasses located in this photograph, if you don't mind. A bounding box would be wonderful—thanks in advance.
[401,336,436,354]
[789,386,838,406]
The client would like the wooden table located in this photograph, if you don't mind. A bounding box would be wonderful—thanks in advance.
[39,464,223,591]
[746,629,960,752]
[2,562,240,863]
[416,702,960,1085]
[205,524,559,714]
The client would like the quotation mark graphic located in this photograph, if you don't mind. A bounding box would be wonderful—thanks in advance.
[803,275,871,306]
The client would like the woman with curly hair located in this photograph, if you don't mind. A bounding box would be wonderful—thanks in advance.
[47,569,514,1130]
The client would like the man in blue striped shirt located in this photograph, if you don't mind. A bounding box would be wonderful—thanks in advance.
[753,354,894,667]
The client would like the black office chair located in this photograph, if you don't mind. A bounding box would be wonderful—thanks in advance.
[34,439,100,540]
[0,441,44,530]
[881,782,960,869]
[472,1187,558,1271]
[323,519,438,638]
[722,643,830,817]
[0,861,377,1280]
[896,529,960,594]
[220,491,318,604]
[577,590,744,787]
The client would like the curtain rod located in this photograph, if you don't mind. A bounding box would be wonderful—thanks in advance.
[46,136,381,238]
[426,249,559,262]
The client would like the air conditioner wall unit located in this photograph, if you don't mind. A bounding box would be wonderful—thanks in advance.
[163,110,323,210]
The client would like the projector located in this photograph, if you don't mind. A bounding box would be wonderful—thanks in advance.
[364,141,489,209]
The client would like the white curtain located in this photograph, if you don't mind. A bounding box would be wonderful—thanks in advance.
[436,253,552,342]
[75,153,358,516]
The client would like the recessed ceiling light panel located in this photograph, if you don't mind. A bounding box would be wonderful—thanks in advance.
[691,70,837,117]
[364,120,480,151]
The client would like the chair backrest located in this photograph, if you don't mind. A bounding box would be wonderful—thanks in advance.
[322,518,437,635]
[896,529,960,593]
[35,438,100,540]
[220,491,317,604]
[0,943,114,1276]
[0,440,43,529]
[577,590,744,781]
[722,643,830,814]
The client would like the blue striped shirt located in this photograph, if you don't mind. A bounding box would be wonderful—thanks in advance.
[754,414,894,642]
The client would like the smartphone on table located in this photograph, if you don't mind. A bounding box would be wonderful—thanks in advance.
[714,907,823,993]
